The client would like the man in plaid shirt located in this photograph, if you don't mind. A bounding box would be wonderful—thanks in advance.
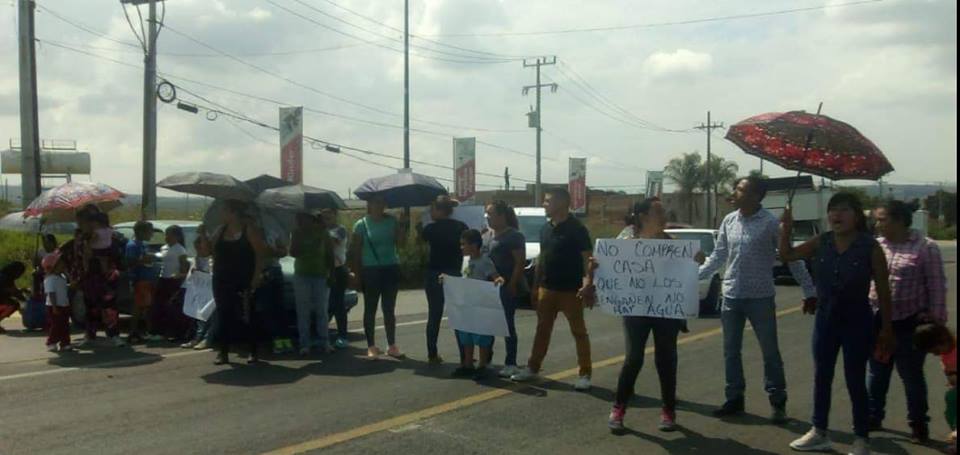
[867,200,949,444]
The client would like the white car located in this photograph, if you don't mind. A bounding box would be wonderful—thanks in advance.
[665,228,723,315]
[514,208,549,305]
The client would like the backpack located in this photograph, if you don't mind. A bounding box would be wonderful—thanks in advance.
[21,296,46,330]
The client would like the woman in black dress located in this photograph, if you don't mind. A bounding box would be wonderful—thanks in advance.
[212,200,266,365]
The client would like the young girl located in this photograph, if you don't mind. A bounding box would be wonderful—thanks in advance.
[42,251,72,352]
[182,225,215,349]
[454,229,504,380]
[148,225,191,342]
[781,193,895,455]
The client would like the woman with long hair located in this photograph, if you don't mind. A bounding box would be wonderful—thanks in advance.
[483,200,525,378]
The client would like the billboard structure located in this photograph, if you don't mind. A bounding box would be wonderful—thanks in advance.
[279,107,303,184]
[569,157,587,214]
[453,137,476,202]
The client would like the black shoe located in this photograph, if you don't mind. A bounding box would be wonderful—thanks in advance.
[713,400,745,418]
[910,421,930,444]
[214,352,229,365]
[472,367,489,381]
[771,406,788,424]
[451,366,476,378]
[868,416,883,432]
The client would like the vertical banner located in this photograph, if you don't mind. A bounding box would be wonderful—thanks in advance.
[569,157,587,214]
[453,137,476,202]
[645,171,664,198]
[279,107,303,184]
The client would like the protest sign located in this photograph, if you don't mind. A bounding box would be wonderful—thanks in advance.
[593,238,700,319]
[442,275,509,337]
[182,271,216,321]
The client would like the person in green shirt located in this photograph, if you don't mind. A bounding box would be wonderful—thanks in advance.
[349,195,408,360]
[291,212,335,356]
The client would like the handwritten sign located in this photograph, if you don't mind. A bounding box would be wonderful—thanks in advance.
[593,238,700,319]
[182,271,216,322]
[442,275,509,337]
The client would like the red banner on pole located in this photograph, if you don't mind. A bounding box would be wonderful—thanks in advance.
[279,107,303,184]
[569,157,587,214]
[453,137,476,201]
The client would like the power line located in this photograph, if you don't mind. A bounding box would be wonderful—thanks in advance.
[420,0,884,37]
[39,37,371,58]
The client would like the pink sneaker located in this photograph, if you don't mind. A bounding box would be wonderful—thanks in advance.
[659,408,678,432]
[608,404,626,433]
[387,345,405,359]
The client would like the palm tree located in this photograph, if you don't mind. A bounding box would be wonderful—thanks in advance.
[700,156,739,226]
[664,153,703,224]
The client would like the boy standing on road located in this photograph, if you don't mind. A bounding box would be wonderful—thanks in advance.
[125,221,156,345]
[698,176,817,423]
[511,188,595,391]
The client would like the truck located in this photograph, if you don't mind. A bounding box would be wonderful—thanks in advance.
[762,177,837,281]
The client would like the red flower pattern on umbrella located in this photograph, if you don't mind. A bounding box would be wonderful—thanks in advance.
[726,111,894,181]
[23,181,125,222]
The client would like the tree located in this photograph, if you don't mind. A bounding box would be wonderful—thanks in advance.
[664,153,703,224]
[700,156,740,196]
[925,190,957,225]
[748,169,768,180]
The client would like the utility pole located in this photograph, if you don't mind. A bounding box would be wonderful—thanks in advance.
[695,111,724,227]
[504,166,511,191]
[122,0,160,220]
[523,56,557,206]
[403,0,410,169]
[18,0,41,205]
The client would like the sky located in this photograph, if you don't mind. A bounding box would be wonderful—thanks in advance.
[0,0,956,199]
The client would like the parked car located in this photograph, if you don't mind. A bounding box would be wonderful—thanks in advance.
[74,221,358,329]
[514,207,549,306]
[665,228,723,315]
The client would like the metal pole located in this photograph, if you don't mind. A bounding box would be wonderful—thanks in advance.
[18,0,41,205]
[706,111,712,227]
[403,0,409,169]
[141,0,158,220]
[535,59,542,207]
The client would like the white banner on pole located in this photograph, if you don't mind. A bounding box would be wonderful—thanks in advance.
[453,137,476,202]
[569,157,587,214]
[593,238,700,319]
[442,275,509,337]
[645,171,664,198]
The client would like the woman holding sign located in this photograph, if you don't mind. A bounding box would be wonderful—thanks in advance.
[605,198,705,434]
[483,201,526,378]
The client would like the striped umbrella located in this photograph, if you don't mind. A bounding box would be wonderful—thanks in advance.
[23,181,125,223]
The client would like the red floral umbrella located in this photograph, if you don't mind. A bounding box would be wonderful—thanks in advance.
[23,181,125,223]
[725,110,893,181]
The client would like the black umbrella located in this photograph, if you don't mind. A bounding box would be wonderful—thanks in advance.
[354,170,447,208]
[203,175,296,239]
[158,171,255,201]
[256,184,347,212]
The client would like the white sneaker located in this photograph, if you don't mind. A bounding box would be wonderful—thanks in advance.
[110,336,127,347]
[849,437,870,455]
[193,340,211,350]
[574,375,592,391]
[790,428,832,452]
[499,365,520,378]
[46,344,58,352]
[510,367,538,382]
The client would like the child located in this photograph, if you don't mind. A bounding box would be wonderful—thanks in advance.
[913,323,957,454]
[125,221,155,344]
[453,229,504,380]
[0,261,28,334]
[42,251,72,352]
[182,225,216,349]
[149,225,190,342]
[87,212,116,278]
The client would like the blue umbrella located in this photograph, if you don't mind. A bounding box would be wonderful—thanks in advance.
[354,169,448,208]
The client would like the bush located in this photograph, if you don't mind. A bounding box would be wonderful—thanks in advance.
[929,224,957,241]
[0,231,39,289]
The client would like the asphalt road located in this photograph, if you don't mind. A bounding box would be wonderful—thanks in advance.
[0,245,955,455]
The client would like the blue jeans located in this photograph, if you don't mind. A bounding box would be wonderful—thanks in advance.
[425,268,460,359]
[294,275,330,350]
[501,286,519,367]
[721,297,787,407]
[812,306,873,438]
[868,313,929,425]
[194,309,219,342]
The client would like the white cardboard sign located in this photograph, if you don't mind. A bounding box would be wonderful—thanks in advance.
[182,271,216,322]
[441,275,509,337]
[593,238,700,319]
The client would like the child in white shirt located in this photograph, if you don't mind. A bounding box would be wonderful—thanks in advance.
[42,251,72,352]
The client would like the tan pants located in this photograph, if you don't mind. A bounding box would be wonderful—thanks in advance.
[527,288,592,377]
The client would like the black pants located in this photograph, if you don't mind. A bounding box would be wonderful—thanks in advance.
[327,266,349,339]
[361,265,400,347]
[425,268,461,359]
[615,316,682,410]
[213,282,256,357]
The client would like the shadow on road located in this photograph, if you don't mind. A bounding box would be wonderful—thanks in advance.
[619,426,782,454]
[46,347,163,369]
[202,362,310,386]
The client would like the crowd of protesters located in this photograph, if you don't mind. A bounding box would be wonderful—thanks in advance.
[1,180,955,455]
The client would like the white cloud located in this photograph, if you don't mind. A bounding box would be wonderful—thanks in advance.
[642,49,713,78]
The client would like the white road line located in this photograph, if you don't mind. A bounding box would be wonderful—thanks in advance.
[0,317,440,382]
